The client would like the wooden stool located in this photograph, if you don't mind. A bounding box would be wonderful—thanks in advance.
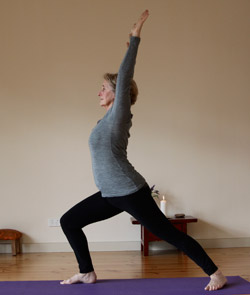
[0,229,22,256]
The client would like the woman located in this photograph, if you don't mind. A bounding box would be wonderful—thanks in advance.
[60,10,227,291]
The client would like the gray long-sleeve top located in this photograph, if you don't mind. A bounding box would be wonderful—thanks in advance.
[88,36,146,197]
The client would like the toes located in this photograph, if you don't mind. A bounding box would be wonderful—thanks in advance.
[204,283,221,291]
[60,280,67,285]
[60,278,73,285]
[204,284,214,291]
[205,284,212,291]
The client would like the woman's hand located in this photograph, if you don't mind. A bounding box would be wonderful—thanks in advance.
[127,10,149,47]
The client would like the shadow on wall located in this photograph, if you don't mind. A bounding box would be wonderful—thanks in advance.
[151,192,242,243]
[187,219,243,240]
[149,219,239,252]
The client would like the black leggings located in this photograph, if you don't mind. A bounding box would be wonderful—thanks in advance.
[60,184,218,276]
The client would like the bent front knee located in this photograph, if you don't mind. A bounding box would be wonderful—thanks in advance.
[60,214,68,230]
[60,212,75,230]
[60,212,87,230]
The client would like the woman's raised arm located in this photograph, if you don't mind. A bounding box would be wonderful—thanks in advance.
[111,10,149,123]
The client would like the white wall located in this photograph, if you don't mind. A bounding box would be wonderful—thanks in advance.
[1,0,250,253]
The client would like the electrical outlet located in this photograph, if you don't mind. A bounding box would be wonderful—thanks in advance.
[48,218,60,227]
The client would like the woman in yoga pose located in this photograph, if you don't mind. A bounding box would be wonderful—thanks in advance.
[60,10,227,291]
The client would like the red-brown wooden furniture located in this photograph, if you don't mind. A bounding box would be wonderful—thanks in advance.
[131,216,198,256]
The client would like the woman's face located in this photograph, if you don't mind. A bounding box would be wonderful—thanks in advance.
[98,80,115,110]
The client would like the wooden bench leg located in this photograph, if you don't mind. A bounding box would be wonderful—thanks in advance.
[11,240,17,256]
[144,242,149,256]
[17,238,21,254]
[143,227,149,256]
[11,239,21,256]
[16,239,21,254]
[140,225,144,252]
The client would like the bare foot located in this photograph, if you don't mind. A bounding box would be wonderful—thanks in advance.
[127,10,149,47]
[205,269,227,291]
[60,271,97,285]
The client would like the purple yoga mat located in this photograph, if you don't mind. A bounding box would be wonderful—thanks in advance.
[0,276,249,295]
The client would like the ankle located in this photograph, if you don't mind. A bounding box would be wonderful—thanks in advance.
[211,269,222,277]
[80,271,97,283]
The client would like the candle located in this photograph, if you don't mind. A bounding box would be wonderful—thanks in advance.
[160,195,167,216]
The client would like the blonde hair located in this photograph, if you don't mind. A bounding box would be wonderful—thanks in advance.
[103,73,138,105]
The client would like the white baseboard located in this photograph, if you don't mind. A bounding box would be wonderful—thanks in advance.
[0,241,141,254]
[0,238,250,254]
[149,237,250,251]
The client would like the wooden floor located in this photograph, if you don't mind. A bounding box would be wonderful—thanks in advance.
[0,248,250,282]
